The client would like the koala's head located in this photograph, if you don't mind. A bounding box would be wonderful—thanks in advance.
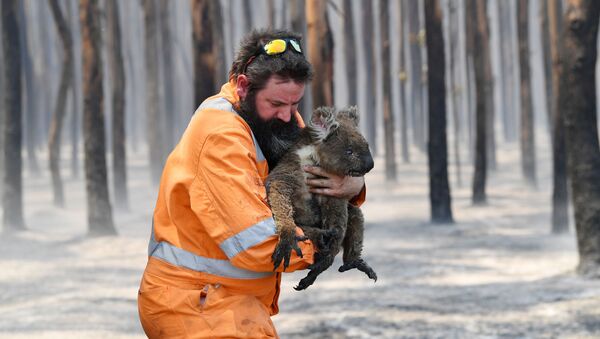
[307,106,374,177]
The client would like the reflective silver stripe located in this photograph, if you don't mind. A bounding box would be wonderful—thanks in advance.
[197,97,266,162]
[148,222,273,280]
[220,217,276,259]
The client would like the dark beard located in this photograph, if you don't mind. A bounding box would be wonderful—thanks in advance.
[238,91,301,169]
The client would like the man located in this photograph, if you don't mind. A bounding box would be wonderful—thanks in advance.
[138,29,365,338]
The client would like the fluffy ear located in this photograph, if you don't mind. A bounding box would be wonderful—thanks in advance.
[308,106,339,141]
[337,106,360,127]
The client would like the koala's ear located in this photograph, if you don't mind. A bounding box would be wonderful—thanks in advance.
[337,106,360,127]
[309,106,339,141]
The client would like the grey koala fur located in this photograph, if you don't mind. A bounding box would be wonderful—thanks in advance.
[266,106,377,290]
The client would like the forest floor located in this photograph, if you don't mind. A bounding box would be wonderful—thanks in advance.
[0,140,599,338]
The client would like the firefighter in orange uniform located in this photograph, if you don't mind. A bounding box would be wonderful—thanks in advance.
[137,29,366,338]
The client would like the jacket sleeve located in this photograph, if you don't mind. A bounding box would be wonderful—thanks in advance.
[189,126,314,273]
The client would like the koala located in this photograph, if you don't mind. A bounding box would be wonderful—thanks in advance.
[266,106,377,290]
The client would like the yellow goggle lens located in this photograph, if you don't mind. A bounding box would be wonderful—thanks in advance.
[264,39,288,55]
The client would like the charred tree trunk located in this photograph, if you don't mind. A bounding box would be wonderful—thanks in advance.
[540,0,553,125]
[518,0,537,186]
[48,0,73,208]
[471,0,487,205]
[17,2,39,175]
[481,0,495,171]
[447,0,460,185]
[380,0,397,182]
[67,0,80,179]
[343,0,356,106]
[306,0,334,109]
[212,2,226,85]
[80,0,116,236]
[561,0,600,277]
[107,0,128,210]
[548,0,568,234]
[2,0,25,232]
[268,0,275,28]
[361,0,376,155]
[144,0,164,184]
[290,0,307,117]
[499,0,517,142]
[243,0,253,31]
[191,0,217,108]
[160,0,174,151]
[398,0,410,163]
[425,0,453,223]
[408,0,425,152]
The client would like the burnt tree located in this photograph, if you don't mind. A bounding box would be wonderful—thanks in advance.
[425,0,453,223]
[306,0,334,109]
[398,0,409,163]
[48,0,73,207]
[560,0,600,277]
[143,0,164,184]
[107,0,128,209]
[517,0,537,186]
[191,0,217,107]
[447,0,460,184]
[380,0,397,182]
[80,0,116,236]
[471,0,488,205]
[343,0,356,106]
[548,0,568,234]
[361,0,376,155]
[407,0,426,151]
[2,0,25,232]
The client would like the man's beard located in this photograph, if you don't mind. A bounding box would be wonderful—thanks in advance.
[238,91,301,170]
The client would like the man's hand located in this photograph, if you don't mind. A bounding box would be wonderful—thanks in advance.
[303,165,364,200]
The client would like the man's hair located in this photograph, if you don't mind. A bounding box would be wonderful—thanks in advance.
[229,29,313,91]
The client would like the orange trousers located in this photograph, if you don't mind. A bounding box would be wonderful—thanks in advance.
[138,258,279,338]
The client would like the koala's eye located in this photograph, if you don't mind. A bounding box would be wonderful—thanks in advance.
[346,148,353,155]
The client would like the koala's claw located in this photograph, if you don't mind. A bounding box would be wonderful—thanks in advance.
[272,235,306,271]
[339,259,378,282]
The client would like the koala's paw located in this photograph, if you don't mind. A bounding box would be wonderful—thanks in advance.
[339,258,378,282]
[272,234,306,272]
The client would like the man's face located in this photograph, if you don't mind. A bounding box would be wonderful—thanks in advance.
[253,76,305,123]
[237,75,305,168]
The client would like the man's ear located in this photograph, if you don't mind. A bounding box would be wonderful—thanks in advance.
[309,106,339,141]
[236,74,249,99]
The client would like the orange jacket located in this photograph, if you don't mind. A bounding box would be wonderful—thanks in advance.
[147,81,316,315]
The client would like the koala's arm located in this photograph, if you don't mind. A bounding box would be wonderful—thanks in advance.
[190,128,314,273]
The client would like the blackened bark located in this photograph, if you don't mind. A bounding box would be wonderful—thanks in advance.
[159,0,174,151]
[481,0,495,171]
[144,0,164,184]
[548,0,568,234]
[408,0,425,152]
[540,0,553,125]
[191,0,217,108]
[518,0,537,186]
[447,0,460,185]
[107,0,128,210]
[48,0,73,208]
[80,0,116,236]
[398,0,410,163]
[499,0,517,142]
[425,0,453,223]
[17,2,39,175]
[361,0,376,155]
[342,0,356,106]
[380,0,397,182]
[471,0,487,205]
[306,0,334,109]
[2,0,25,232]
[290,0,307,118]
[243,0,253,31]
[211,2,226,86]
[67,0,80,179]
[561,0,600,277]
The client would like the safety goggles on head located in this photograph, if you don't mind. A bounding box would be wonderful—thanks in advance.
[243,38,303,74]
[262,38,303,55]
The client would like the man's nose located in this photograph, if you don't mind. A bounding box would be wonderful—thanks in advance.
[276,108,292,123]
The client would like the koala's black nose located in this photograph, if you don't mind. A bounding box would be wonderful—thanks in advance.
[362,153,374,173]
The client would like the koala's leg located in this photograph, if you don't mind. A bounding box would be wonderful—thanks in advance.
[338,205,377,281]
[268,181,306,272]
[295,198,347,290]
